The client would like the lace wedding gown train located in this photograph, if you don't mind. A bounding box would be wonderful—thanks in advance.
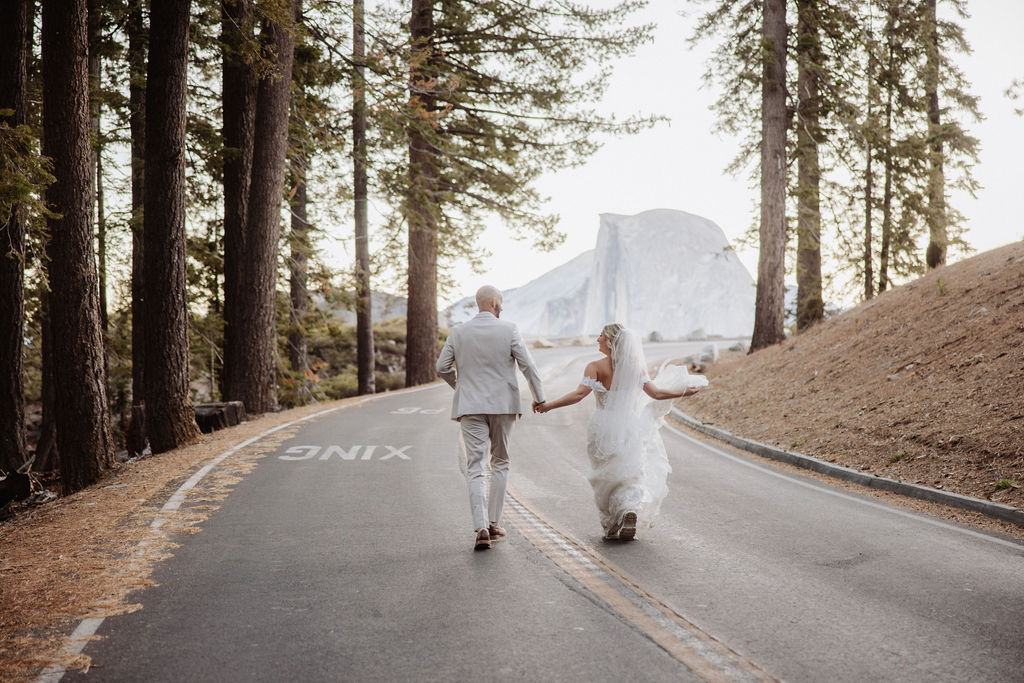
[583,361,706,536]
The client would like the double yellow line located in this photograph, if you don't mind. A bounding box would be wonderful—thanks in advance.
[504,489,779,683]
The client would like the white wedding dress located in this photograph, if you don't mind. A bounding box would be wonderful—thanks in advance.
[582,331,708,537]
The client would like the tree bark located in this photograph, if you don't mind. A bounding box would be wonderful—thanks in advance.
[879,79,894,292]
[879,13,895,293]
[35,299,59,472]
[0,0,30,472]
[863,19,875,302]
[405,0,439,385]
[923,0,946,269]
[88,0,108,336]
[221,0,257,406]
[286,0,309,391]
[288,151,310,382]
[354,0,375,395]
[126,0,147,454]
[42,0,114,491]
[795,0,823,331]
[229,2,297,413]
[142,0,200,453]
[750,0,787,352]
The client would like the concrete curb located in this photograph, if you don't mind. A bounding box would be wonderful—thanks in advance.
[670,408,1024,529]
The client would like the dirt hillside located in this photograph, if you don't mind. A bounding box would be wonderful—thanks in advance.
[684,240,1024,511]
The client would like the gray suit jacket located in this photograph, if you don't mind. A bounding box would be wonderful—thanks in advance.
[436,312,545,420]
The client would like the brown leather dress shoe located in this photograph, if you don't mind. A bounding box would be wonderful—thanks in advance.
[488,523,506,538]
[474,528,492,550]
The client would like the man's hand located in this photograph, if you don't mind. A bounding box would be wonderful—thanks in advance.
[532,400,546,413]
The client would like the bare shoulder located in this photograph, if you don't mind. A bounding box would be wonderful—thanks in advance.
[586,357,612,383]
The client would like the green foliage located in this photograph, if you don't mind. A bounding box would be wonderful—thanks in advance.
[1008,78,1024,117]
[279,314,412,406]
[369,0,658,290]
[0,119,54,237]
[690,0,981,302]
[889,451,906,463]
[994,478,1016,491]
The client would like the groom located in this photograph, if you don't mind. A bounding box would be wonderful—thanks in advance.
[436,285,545,550]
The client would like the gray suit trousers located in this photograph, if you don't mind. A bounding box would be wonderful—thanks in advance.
[460,414,517,531]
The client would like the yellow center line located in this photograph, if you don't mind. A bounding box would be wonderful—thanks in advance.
[505,487,779,683]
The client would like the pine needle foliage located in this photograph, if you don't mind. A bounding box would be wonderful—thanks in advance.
[373,0,659,286]
[690,0,980,305]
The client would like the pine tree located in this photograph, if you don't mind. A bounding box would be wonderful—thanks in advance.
[223,0,298,413]
[0,0,32,472]
[403,0,440,387]
[42,0,114,491]
[751,0,788,351]
[379,0,656,384]
[142,0,201,452]
[287,1,312,389]
[795,0,824,330]
[922,0,945,268]
[353,0,375,395]
[126,0,147,454]
[221,0,258,409]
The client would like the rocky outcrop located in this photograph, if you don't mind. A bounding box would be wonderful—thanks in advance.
[446,209,755,339]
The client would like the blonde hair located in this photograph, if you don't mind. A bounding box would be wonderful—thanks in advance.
[602,323,625,348]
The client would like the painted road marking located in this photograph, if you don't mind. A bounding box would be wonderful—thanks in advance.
[391,406,445,415]
[35,384,447,683]
[278,445,412,461]
[504,489,778,683]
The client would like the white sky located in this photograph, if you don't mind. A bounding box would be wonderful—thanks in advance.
[436,0,1024,308]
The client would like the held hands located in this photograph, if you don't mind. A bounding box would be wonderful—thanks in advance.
[532,400,549,414]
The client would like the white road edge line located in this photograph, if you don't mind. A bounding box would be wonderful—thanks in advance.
[35,383,442,683]
[664,422,1024,551]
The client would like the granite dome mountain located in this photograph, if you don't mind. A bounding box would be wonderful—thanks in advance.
[446,209,755,339]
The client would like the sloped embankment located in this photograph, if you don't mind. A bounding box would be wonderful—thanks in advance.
[684,240,1024,511]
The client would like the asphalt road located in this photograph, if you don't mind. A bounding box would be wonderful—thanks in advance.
[59,341,1024,682]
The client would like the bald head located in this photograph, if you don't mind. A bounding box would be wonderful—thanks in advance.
[476,285,503,317]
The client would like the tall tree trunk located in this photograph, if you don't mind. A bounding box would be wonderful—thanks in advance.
[879,17,895,293]
[863,150,874,300]
[88,0,108,336]
[230,2,297,413]
[795,0,823,331]
[221,0,257,406]
[405,0,439,385]
[353,0,375,395]
[35,298,59,472]
[879,107,893,292]
[863,18,875,302]
[750,0,787,352]
[923,0,945,269]
[143,0,200,453]
[288,153,310,382]
[126,0,147,454]
[42,0,114,492]
[287,0,309,391]
[0,0,30,472]
[27,1,57,473]
[96,131,108,333]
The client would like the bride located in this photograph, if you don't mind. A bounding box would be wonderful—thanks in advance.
[536,324,706,541]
